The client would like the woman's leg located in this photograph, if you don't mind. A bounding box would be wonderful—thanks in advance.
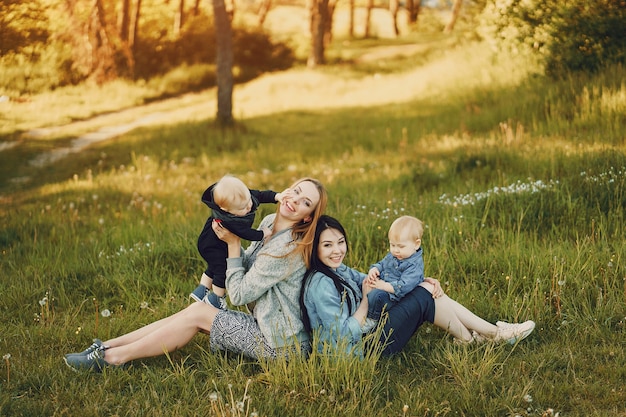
[432,295,497,341]
[103,302,219,365]
[200,272,213,288]
[420,282,497,342]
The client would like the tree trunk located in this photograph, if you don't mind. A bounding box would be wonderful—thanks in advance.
[130,0,142,53]
[174,0,184,36]
[89,0,117,83]
[324,0,337,46]
[213,0,234,126]
[348,0,354,38]
[364,0,373,38]
[193,0,201,15]
[118,0,130,41]
[307,0,328,67]
[116,0,135,76]
[257,0,272,27]
[444,0,462,33]
[406,0,421,25]
[389,0,399,36]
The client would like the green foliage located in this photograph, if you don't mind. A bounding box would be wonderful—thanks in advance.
[478,0,626,77]
[1,37,626,417]
[545,0,626,76]
[0,5,294,95]
[0,0,49,55]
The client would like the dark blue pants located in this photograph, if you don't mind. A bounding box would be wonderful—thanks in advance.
[367,289,396,320]
[379,286,435,356]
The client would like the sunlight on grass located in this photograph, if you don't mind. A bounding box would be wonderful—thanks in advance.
[1,30,626,417]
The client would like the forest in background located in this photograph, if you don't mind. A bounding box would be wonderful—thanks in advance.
[1,0,625,97]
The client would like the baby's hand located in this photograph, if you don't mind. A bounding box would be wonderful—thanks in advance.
[367,267,380,283]
[262,227,273,239]
[276,188,292,203]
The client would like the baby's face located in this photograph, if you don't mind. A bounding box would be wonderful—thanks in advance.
[228,192,253,216]
[388,231,421,261]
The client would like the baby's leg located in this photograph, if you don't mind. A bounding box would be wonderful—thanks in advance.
[212,285,226,297]
[200,272,213,288]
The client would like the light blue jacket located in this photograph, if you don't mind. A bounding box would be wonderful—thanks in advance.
[303,263,367,355]
[370,248,424,301]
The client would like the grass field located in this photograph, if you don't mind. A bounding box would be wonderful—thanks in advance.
[1,30,625,417]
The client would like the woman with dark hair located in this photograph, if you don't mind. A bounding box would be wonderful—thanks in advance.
[300,215,535,356]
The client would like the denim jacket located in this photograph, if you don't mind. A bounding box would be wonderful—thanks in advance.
[370,248,424,301]
[303,263,367,355]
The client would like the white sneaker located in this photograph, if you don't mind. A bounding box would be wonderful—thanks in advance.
[495,320,535,344]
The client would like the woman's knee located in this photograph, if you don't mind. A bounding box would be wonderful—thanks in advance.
[419,281,435,294]
[186,302,218,327]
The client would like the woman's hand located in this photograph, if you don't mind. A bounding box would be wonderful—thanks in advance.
[424,277,444,298]
[212,219,236,243]
[361,280,373,297]
[213,220,242,258]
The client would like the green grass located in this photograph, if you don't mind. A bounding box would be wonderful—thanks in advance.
[1,38,625,416]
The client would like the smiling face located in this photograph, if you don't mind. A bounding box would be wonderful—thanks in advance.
[279,180,321,224]
[317,228,347,269]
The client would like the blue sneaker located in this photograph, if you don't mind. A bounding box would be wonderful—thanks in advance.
[64,346,118,372]
[204,292,228,310]
[64,339,105,359]
[190,284,209,303]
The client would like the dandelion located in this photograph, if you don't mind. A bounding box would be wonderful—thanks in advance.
[209,392,219,402]
[140,301,149,309]
[523,394,533,403]
[39,296,48,306]
[101,309,111,318]
[3,353,10,384]
[402,404,409,415]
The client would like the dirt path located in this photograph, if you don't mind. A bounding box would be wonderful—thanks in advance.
[22,63,428,168]
[17,43,497,171]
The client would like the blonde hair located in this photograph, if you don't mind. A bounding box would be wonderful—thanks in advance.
[213,175,250,212]
[389,215,424,241]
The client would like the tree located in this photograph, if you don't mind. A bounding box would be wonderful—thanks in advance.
[363,0,373,38]
[174,0,185,36]
[479,0,626,77]
[257,0,272,27]
[0,0,49,55]
[390,0,400,36]
[405,0,421,25]
[213,0,234,126]
[308,0,329,67]
[444,0,462,33]
[348,0,354,38]
[118,0,130,41]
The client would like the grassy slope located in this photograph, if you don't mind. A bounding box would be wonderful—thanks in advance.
[1,10,626,417]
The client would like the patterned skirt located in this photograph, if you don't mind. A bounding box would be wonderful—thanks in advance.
[210,309,309,360]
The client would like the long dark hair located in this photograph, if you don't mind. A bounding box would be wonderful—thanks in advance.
[299,215,360,333]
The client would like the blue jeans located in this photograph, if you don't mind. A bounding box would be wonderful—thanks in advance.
[378,286,435,356]
[367,289,397,320]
